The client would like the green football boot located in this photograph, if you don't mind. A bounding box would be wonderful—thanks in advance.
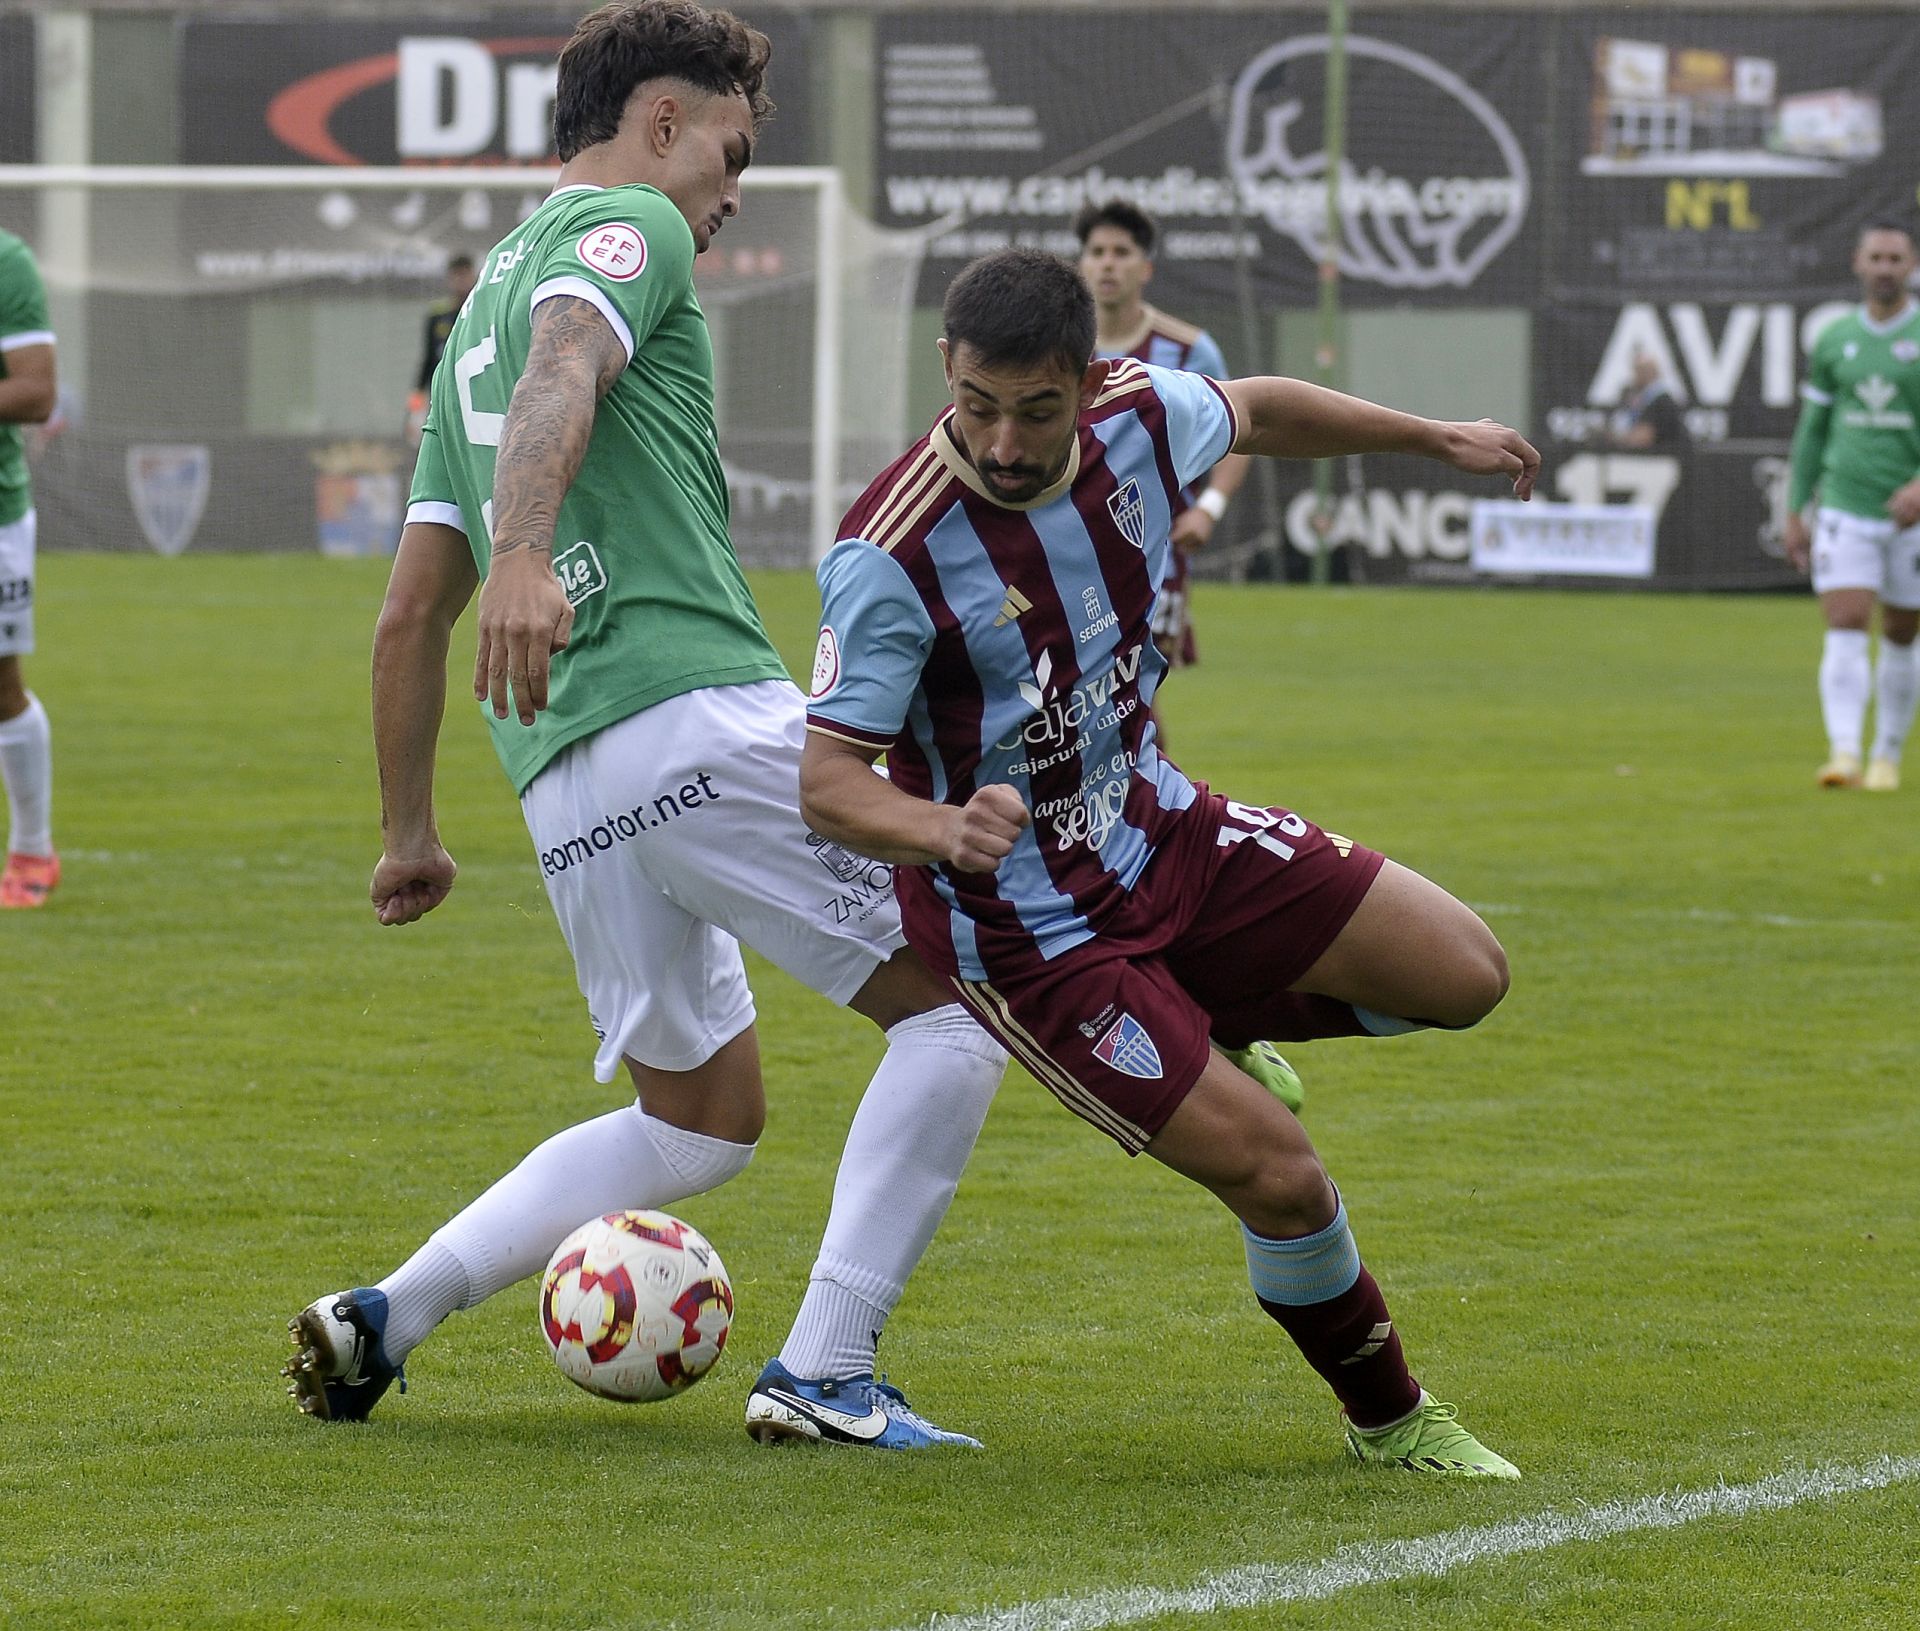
[1223,1040,1304,1115]
[1345,1393,1521,1479]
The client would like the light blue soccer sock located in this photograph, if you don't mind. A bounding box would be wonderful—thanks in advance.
[1352,1008,1429,1038]
[1242,1193,1361,1308]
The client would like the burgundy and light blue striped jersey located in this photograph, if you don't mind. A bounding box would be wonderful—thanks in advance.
[1096,303,1228,382]
[806,360,1237,981]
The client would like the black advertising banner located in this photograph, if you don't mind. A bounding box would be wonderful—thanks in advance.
[1532,297,1845,589]
[1551,13,1920,302]
[178,11,813,170]
[0,16,35,164]
[1535,17,1920,589]
[876,9,1547,310]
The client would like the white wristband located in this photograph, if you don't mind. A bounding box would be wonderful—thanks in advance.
[1195,488,1229,522]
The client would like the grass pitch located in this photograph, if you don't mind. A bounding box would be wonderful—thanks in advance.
[3,557,1917,1630]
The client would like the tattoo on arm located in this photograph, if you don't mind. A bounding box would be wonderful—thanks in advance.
[490,295,628,559]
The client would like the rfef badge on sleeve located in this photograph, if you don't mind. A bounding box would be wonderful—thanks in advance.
[576,224,648,282]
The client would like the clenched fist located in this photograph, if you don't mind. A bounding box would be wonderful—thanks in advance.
[941,785,1031,873]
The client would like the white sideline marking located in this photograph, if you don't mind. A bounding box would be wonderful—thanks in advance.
[1473,901,1911,934]
[902,1458,1920,1631]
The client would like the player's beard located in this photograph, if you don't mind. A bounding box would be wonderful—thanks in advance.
[976,436,1073,505]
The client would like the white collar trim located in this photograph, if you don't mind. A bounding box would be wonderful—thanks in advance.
[1857,300,1919,336]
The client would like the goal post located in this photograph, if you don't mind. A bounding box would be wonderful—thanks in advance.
[0,164,924,565]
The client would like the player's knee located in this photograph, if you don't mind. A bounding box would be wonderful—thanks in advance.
[1430,921,1509,1029]
[1463,935,1511,1024]
[636,1107,758,1193]
[1236,1144,1334,1239]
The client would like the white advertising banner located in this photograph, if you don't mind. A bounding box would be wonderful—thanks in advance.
[1470,500,1657,578]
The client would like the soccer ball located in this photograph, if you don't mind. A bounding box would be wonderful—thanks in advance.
[538,1210,734,1403]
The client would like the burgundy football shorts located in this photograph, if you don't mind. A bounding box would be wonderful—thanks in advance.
[952,792,1383,1153]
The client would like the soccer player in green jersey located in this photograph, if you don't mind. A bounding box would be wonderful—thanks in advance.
[0,228,59,908]
[284,2,1007,1449]
[1784,220,1920,791]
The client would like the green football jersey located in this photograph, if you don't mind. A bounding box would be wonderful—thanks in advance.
[0,230,54,529]
[1789,303,1920,520]
[410,184,788,794]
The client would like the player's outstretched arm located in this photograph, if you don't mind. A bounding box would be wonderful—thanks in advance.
[372,521,479,925]
[476,295,627,725]
[800,734,1030,873]
[1222,376,1538,499]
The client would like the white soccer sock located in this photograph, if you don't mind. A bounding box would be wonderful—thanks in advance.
[1819,629,1872,759]
[777,1004,1007,1380]
[0,692,52,855]
[1870,639,1920,762]
[375,1104,754,1364]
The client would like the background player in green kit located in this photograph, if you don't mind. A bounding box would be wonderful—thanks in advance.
[0,228,59,909]
[1784,220,1920,792]
[284,1,1009,1450]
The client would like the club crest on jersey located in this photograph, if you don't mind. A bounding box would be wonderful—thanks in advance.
[576,223,648,281]
[126,445,212,557]
[1107,479,1147,549]
[1092,1012,1163,1080]
[1896,340,1920,364]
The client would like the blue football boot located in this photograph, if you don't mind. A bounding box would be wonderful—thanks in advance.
[282,1287,406,1421]
[744,1358,981,1449]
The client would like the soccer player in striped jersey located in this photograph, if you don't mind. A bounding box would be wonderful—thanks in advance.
[1075,201,1248,681]
[1783,220,1920,791]
[802,249,1537,1477]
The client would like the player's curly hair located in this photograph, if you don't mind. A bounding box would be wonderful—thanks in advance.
[555,1,774,160]
[1072,200,1156,255]
[943,249,1097,375]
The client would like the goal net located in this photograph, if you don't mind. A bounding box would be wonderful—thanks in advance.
[0,165,925,566]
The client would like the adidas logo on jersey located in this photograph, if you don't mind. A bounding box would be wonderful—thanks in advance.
[993,586,1033,627]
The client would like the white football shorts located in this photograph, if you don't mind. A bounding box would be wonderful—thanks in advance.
[1811,506,1920,608]
[0,508,35,656]
[520,678,908,1081]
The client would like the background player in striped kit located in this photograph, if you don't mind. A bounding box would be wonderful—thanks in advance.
[801,248,1537,1477]
[1783,219,1920,791]
[1075,201,1248,685]
[0,228,59,909]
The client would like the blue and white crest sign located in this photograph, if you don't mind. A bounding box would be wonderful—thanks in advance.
[127,445,212,557]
